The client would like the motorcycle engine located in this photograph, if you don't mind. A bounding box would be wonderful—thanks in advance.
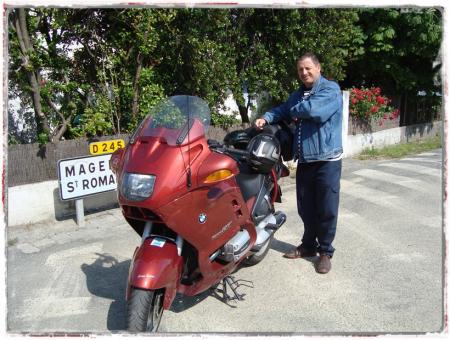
[217,229,250,262]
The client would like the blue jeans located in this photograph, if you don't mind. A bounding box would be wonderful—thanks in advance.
[296,159,342,257]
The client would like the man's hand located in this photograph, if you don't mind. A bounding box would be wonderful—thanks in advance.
[255,118,267,129]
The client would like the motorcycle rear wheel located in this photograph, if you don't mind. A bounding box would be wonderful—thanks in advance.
[242,234,274,266]
[126,288,164,332]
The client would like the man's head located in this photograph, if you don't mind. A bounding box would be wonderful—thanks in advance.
[297,53,321,88]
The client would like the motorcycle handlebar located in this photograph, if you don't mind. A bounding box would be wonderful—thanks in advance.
[222,147,250,162]
[224,147,249,157]
[209,141,250,161]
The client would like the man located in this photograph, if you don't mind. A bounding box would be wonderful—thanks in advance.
[255,52,343,274]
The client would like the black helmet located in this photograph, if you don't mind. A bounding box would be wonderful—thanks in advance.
[247,133,281,173]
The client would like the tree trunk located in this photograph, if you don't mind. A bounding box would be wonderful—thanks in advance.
[131,30,149,118]
[11,9,51,137]
[238,104,250,123]
[46,96,72,142]
[131,52,143,118]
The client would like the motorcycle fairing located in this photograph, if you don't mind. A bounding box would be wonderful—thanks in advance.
[118,137,209,209]
[157,177,253,251]
[156,178,257,296]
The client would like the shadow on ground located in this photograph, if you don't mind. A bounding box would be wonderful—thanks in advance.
[81,253,129,331]
[81,241,302,330]
[80,252,243,330]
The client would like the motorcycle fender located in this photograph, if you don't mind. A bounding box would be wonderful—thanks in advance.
[127,238,183,310]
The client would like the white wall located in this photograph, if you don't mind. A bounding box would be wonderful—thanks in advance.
[342,91,350,157]
[7,180,118,226]
[344,121,441,157]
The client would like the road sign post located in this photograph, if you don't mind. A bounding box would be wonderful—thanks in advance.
[75,199,85,227]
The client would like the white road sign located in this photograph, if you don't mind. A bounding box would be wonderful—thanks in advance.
[57,154,117,201]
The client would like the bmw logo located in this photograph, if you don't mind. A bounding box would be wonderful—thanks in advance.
[198,213,207,224]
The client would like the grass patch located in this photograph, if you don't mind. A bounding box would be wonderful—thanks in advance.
[357,135,442,160]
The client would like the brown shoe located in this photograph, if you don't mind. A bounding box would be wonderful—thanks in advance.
[316,253,332,274]
[283,245,317,259]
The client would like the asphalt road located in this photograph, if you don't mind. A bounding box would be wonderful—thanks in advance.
[6,149,444,335]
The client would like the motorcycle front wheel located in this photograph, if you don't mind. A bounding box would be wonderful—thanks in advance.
[126,288,164,332]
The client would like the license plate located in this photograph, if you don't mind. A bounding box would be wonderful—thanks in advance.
[150,238,166,248]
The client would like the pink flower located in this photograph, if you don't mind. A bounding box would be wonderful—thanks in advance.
[348,86,397,124]
[376,96,385,105]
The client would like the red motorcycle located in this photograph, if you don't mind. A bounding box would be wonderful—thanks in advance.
[110,95,290,332]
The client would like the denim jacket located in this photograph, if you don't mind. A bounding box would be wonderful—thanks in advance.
[263,75,343,163]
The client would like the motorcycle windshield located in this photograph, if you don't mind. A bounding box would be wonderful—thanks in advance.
[132,95,211,146]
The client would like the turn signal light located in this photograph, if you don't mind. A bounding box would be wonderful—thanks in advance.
[109,148,124,174]
[204,169,233,183]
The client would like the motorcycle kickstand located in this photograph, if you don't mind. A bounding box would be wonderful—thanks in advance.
[218,275,254,305]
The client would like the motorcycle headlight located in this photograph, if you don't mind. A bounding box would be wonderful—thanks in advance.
[120,173,156,201]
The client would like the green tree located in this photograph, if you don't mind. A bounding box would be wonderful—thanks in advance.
[343,8,442,105]
[153,9,363,125]
[8,8,84,143]
[10,7,439,143]
[8,8,364,140]
[9,8,172,141]
[227,8,364,122]
[64,9,170,135]
[152,9,241,127]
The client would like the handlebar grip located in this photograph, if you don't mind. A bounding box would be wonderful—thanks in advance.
[223,147,250,160]
[226,148,249,156]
